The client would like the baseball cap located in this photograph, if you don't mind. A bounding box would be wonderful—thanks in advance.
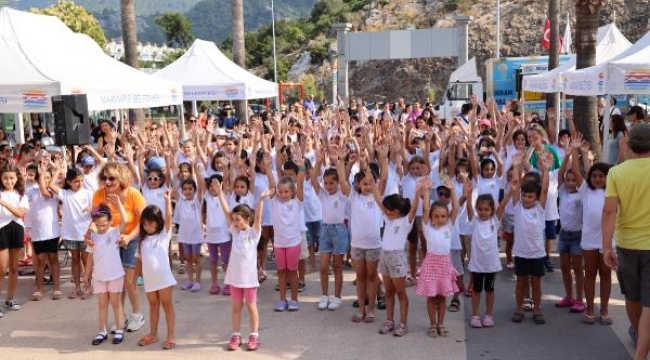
[80,156,95,166]
[146,156,166,170]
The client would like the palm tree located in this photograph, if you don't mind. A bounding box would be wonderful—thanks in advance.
[573,0,603,158]
[120,0,143,125]
[546,0,560,111]
[231,0,247,122]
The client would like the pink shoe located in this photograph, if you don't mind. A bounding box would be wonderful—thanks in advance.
[482,315,495,327]
[228,334,242,351]
[247,334,260,351]
[222,285,231,296]
[570,301,586,313]
[469,316,482,328]
[209,285,220,295]
[555,297,573,308]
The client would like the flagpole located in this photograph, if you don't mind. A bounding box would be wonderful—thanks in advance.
[496,0,500,59]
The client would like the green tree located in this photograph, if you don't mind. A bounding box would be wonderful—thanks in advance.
[574,0,604,158]
[30,0,107,49]
[160,49,184,67]
[155,12,195,48]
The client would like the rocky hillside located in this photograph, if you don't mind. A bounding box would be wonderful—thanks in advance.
[297,0,649,103]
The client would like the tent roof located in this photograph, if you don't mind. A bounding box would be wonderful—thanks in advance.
[154,39,278,101]
[563,25,650,95]
[523,23,631,93]
[449,58,482,83]
[0,7,181,113]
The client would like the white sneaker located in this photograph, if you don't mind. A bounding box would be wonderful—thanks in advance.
[327,297,342,310]
[317,296,329,310]
[126,313,145,332]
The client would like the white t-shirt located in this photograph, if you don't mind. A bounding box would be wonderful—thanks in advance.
[468,216,502,273]
[82,166,101,193]
[381,215,413,251]
[475,175,501,204]
[137,228,177,292]
[86,227,124,282]
[349,191,382,249]
[56,188,92,240]
[173,196,203,244]
[0,190,29,229]
[142,185,168,218]
[26,188,60,241]
[204,193,229,244]
[227,192,255,209]
[383,163,400,197]
[224,226,261,288]
[318,189,347,225]
[401,174,424,216]
[423,221,453,255]
[455,178,473,235]
[512,202,546,259]
[579,182,606,250]
[23,183,38,227]
[303,180,323,223]
[271,197,303,247]
[558,184,582,232]
[254,172,277,226]
[545,170,560,221]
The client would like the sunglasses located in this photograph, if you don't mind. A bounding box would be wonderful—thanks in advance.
[147,177,160,182]
[100,175,117,182]
[355,133,362,138]
[437,191,451,198]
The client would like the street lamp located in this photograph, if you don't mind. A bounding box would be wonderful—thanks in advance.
[271,0,279,110]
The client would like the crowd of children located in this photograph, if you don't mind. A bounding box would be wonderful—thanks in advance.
[0,96,624,351]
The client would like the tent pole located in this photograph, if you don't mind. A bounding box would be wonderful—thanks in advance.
[601,95,612,162]
[555,92,566,132]
[180,105,186,139]
[15,113,25,145]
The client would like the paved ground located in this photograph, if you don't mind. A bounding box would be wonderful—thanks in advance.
[0,250,635,360]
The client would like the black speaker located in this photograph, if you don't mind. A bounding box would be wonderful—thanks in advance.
[52,94,91,146]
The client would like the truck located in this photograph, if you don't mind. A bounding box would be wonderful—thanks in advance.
[433,58,483,120]
[485,55,573,112]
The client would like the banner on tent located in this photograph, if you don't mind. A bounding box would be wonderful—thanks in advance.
[624,70,650,92]
[0,89,53,113]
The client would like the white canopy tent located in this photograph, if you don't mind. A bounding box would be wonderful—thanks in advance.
[522,23,631,93]
[0,7,182,113]
[562,28,650,96]
[154,39,278,101]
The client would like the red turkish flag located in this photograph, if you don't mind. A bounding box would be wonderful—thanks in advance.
[541,18,563,51]
[541,18,551,49]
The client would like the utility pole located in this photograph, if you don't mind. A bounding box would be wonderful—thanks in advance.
[546,0,560,112]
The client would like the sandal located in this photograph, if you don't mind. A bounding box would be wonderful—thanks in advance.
[51,290,63,300]
[81,287,93,300]
[599,315,614,325]
[532,313,546,325]
[138,334,159,346]
[511,312,524,323]
[427,325,438,338]
[351,312,366,323]
[177,263,186,275]
[364,312,376,323]
[162,340,176,350]
[29,291,43,301]
[449,298,460,312]
[437,325,449,337]
[582,314,596,325]
[92,332,107,346]
[68,289,81,300]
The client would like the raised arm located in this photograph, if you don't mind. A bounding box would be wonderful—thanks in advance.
[163,188,172,231]
[295,154,306,202]
[107,194,128,233]
[335,145,351,196]
[447,179,459,224]
[254,188,274,232]
[538,151,552,208]
[570,132,585,187]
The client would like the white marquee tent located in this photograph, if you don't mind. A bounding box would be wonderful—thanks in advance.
[563,27,650,96]
[522,23,632,93]
[154,39,278,101]
[0,7,182,113]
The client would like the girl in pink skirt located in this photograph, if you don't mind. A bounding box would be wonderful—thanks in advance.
[417,179,460,338]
